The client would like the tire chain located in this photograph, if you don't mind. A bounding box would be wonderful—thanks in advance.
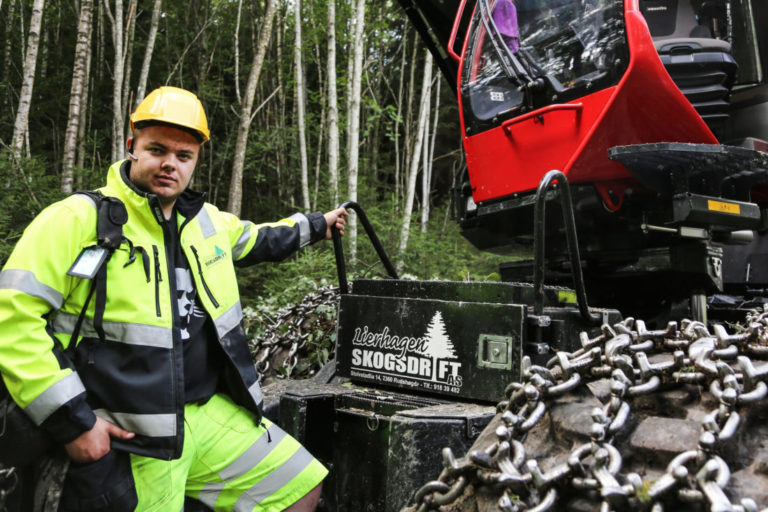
[413,307,768,512]
[248,286,339,385]
[0,467,17,512]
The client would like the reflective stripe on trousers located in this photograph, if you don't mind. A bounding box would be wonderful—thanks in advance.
[129,393,327,512]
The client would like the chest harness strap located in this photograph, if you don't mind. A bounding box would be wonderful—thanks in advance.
[70,191,148,347]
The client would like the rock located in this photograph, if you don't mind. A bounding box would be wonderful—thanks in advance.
[633,387,696,418]
[730,468,768,505]
[549,393,603,444]
[629,416,700,465]
[754,450,768,476]
[586,379,611,403]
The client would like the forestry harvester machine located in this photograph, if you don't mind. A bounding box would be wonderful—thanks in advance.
[262,0,768,510]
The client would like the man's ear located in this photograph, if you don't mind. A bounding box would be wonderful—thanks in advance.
[126,137,138,160]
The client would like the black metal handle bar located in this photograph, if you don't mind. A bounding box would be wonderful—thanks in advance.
[331,201,399,294]
[533,170,601,324]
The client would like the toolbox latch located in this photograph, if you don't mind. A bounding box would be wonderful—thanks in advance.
[477,334,513,370]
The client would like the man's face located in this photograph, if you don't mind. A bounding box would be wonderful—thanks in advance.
[127,125,200,208]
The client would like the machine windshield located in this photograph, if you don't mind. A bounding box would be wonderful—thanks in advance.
[461,0,628,133]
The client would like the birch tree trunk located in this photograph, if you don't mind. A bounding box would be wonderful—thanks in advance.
[121,0,136,114]
[312,90,325,210]
[346,0,366,262]
[421,74,440,232]
[134,0,161,106]
[10,0,45,161]
[326,0,339,207]
[401,33,418,209]
[104,0,125,162]
[232,0,242,104]
[420,107,431,233]
[394,23,407,210]
[61,0,94,193]
[76,16,94,183]
[293,0,310,212]
[397,51,433,272]
[227,0,278,216]
[344,13,355,151]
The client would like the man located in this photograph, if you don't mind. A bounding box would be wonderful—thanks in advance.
[0,86,347,511]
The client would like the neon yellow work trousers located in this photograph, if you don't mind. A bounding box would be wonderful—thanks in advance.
[130,393,327,511]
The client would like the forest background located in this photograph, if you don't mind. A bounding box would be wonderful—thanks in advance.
[0,0,510,315]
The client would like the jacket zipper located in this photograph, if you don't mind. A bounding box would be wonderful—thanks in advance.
[156,204,184,460]
[189,245,220,308]
[152,245,162,317]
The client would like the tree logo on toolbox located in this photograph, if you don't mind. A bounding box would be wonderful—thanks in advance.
[350,311,463,391]
[422,312,462,387]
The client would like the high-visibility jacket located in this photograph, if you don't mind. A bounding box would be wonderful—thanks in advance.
[0,160,328,460]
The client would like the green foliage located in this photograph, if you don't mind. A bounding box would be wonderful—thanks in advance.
[0,151,65,263]
[238,245,337,312]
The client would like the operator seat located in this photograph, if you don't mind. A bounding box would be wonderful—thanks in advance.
[639,0,737,138]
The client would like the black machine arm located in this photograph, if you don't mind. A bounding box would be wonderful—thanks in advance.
[533,170,601,324]
[331,201,399,294]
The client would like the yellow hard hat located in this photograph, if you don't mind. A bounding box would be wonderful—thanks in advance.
[130,86,210,143]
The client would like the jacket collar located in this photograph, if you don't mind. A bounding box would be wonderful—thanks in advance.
[105,160,206,226]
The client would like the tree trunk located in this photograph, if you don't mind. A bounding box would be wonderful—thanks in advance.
[232,0,242,104]
[312,92,326,211]
[227,0,278,216]
[121,0,136,114]
[96,0,105,83]
[37,6,48,83]
[394,22,407,211]
[61,0,94,193]
[275,11,285,203]
[401,31,418,210]
[421,74,441,232]
[10,0,46,161]
[134,0,161,107]
[344,13,355,153]
[77,14,94,166]
[103,0,125,162]
[17,0,26,65]
[346,0,366,262]
[397,50,433,272]
[326,0,340,207]
[293,0,310,212]
[75,21,93,188]
[419,104,431,233]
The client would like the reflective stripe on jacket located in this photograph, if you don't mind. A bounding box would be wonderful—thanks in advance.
[0,160,328,459]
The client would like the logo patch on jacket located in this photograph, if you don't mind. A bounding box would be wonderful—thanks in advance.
[205,245,227,267]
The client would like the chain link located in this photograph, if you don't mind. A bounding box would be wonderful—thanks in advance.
[413,307,768,511]
[248,286,339,384]
[0,467,18,512]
